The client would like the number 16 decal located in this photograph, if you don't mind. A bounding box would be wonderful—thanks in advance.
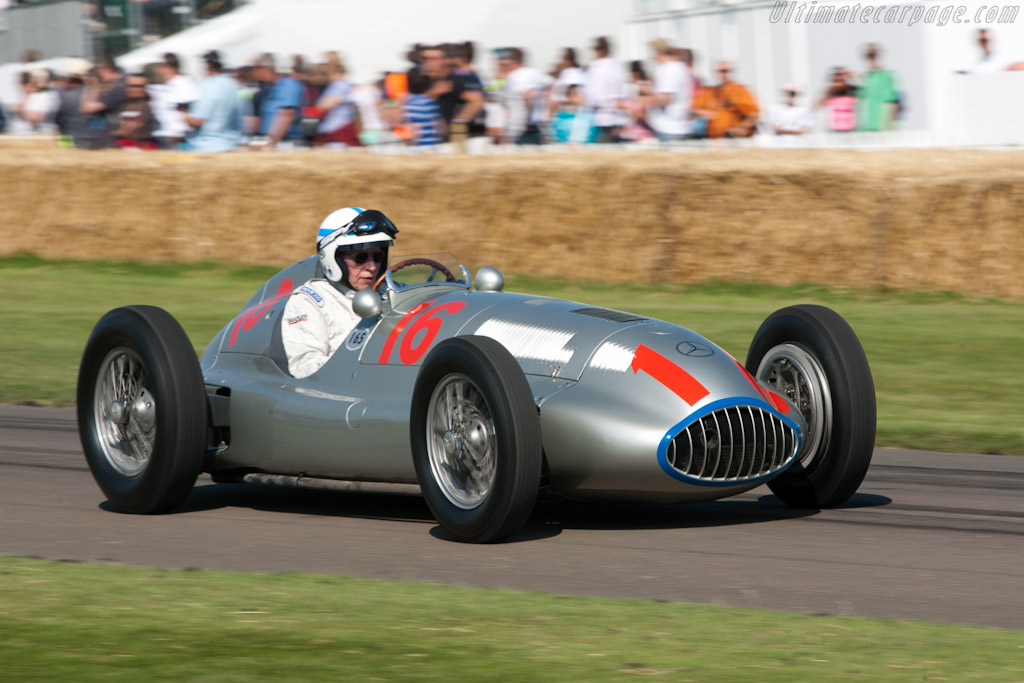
[378,300,466,365]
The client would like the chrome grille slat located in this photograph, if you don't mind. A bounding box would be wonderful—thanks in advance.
[721,409,734,479]
[749,409,757,479]
[710,412,722,479]
[685,426,694,475]
[667,405,799,483]
[769,411,780,469]
[757,407,768,474]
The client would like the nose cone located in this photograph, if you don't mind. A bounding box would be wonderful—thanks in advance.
[537,323,806,501]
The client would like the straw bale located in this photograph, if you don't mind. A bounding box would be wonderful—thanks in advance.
[2,147,1022,298]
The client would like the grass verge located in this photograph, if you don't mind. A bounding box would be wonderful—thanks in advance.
[0,254,1021,454]
[1,555,1021,682]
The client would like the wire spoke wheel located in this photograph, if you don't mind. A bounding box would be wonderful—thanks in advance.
[78,305,207,514]
[411,336,542,543]
[756,343,832,469]
[93,348,157,477]
[427,374,497,509]
[745,305,876,509]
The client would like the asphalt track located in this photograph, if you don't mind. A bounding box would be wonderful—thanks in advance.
[3,404,1023,630]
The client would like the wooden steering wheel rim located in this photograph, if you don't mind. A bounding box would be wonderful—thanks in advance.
[372,257,458,291]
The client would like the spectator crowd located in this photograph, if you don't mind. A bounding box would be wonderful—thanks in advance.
[2,28,1021,152]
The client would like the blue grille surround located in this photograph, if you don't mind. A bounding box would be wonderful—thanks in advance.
[658,398,802,487]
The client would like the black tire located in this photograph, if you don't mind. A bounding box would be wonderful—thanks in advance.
[77,305,207,513]
[745,305,876,509]
[410,336,542,543]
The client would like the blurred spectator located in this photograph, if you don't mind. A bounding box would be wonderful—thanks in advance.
[647,38,693,143]
[54,72,85,146]
[294,54,327,103]
[417,45,450,92]
[313,59,360,147]
[233,66,258,137]
[382,69,412,143]
[691,61,758,138]
[817,67,857,132]
[500,47,552,145]
[351,79,389,146]
[402,66,443,146]
[246,62,271,132]
[11,69,59,134]
[251,53,305,148]
[114,73,157,150]
[183,50,243,153]
[294,54,327,146]
[584,36,628,142]
[549,47,585,114]
[960,28,1024,73]
[441,42,486,140]
[857,43,899,131]
[78,59,126,149]
[678,48,702,93]
[549,83,596,144]
[150,53,198,148]
[451,41,478,74]
[766,83,812,135]
[484,49,511,143]
[619,60,655,142]
[415,43,485,143]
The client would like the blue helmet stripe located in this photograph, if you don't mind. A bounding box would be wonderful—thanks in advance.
[317,207,365,239]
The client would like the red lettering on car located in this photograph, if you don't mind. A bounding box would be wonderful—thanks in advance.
[229,278,294,348]
[379,300,466,364]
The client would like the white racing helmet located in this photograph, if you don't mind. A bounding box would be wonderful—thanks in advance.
[316,207,398,286]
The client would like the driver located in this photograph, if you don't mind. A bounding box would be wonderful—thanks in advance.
[281,207,398,378]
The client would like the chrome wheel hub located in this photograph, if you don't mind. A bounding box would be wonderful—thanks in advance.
[426,374,497,509]
[93,348,156,477]
[442,430,459,456]
[756,343,832,467]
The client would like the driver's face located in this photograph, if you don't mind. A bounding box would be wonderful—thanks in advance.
[342,249,384,290]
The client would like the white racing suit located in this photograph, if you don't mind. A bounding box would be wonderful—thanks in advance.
[280,279,360,378]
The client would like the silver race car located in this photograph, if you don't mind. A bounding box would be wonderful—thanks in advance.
[78,254,876,543]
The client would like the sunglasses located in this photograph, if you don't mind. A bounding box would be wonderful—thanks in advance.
[347,251,385,266]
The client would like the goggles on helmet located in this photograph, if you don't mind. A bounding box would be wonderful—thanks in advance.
[340,210,398,239]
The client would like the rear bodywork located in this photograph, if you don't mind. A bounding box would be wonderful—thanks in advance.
[201,256,805,504]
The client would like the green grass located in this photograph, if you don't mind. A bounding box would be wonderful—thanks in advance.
[1,555,1021,682]
[1,254,1022,454]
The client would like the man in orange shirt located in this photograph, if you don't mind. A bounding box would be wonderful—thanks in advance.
[691,61,759,138]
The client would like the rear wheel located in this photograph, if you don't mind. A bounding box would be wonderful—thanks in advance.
[411,336,542,543]
[77,306,207,513]
[745,305,876,508]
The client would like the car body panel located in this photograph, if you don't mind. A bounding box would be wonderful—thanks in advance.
[201,255,805,503]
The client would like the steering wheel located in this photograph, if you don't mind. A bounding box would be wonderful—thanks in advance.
[373,257,459,291]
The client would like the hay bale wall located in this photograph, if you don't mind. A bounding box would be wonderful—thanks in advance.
[2,148,1022,298]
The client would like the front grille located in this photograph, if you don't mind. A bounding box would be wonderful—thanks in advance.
[666,405,799,482]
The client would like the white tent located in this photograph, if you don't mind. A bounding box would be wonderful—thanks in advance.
[117,0,634,84]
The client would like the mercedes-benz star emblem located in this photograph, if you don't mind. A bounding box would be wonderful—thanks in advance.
[676,341,714,357]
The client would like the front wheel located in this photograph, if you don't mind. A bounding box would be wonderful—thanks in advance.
[745,305,876,509]
[410,336,542,543]
[77,305,207,513]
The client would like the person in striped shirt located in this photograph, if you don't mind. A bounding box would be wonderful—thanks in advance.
[402,67,444,146]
